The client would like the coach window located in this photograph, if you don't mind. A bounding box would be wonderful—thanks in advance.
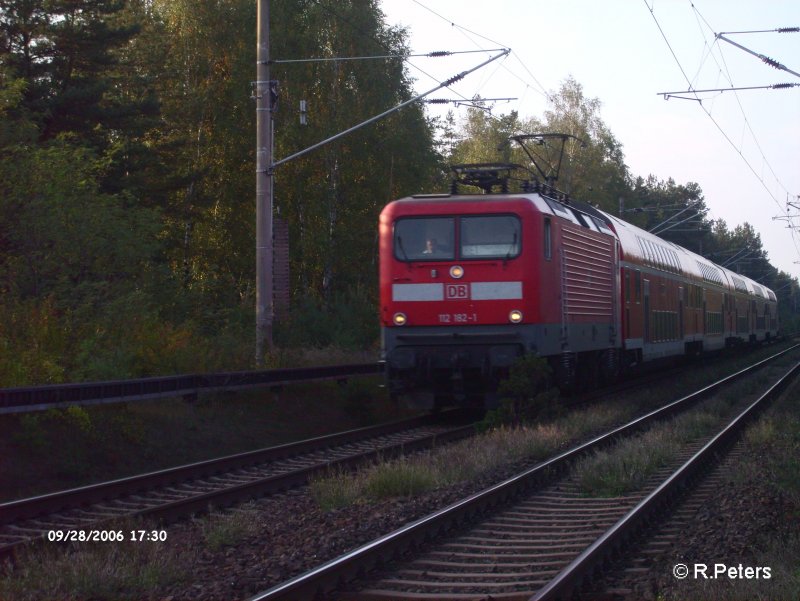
[394,217,455,261]
[625,269,631,302]
[544,218,552,260]
[634,270,642,303]
[460,215,521,259]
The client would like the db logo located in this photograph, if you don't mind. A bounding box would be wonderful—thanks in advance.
[445,284,469,300]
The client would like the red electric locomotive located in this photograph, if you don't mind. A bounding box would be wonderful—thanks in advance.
[379,162,777,409]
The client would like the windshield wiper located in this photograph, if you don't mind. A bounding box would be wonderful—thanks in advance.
[397,236,410,262]
[504,232,518,264]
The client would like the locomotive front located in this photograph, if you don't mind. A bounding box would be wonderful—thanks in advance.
[379,194,546,409]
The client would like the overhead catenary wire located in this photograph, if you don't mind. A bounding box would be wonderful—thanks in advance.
[304,0,544,138]
[409,0,550,100]
[426,97,517,104]
[690,2,795,203]
[660,82,800,98]
[410,0,506,51]
[303,0,473,104]
[302,0,524,122]
[270,47,507,64]
[646,0,800,276]
[645,0,787,214]
[271,49,510,169]
[691,6,796,167]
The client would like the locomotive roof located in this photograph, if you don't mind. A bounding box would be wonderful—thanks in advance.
[387,192,553,214]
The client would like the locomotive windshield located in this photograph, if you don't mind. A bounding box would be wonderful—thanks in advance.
[393,215,520,261]
[460,215,520,258]
[394,217,456,261]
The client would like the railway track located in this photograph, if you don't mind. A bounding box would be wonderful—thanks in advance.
[246,345,799,601]
[590,446,747,600]
[529,363,798,601]
[0,411,475,561]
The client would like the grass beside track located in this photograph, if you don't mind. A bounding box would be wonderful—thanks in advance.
[310,403,635,511]
[0,538,185,601]
[311,343,798,510]
[574,357,799,498]
[573,371,775,497]
[0,506,271,601]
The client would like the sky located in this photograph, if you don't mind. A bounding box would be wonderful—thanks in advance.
[379,0,800,279]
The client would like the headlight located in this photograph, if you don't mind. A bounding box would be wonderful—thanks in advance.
[509,309,523,323]
[393,312,407,326]
[449,265,464,279]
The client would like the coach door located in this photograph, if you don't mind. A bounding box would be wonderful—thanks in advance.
[643,279,650,342]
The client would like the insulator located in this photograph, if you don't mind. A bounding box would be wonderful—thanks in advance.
[777,27,799,33]
[762,56,784,69]
[443,72,466,86]
[427,51,452,57]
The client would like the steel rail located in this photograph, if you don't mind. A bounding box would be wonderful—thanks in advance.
[0,362,383,414]
[0,413,475,559]
[0,412,459,525]
[132,422,475,524]
[531,359,800,601]
[245,344,799,601]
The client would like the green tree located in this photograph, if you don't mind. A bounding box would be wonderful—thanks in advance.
[0,73,164,383]
[445,77,629,209]
[622,176,711,254]
[449,105,523,165]
[533,77,628,211]
[271,0,438,303]
[0,0,159,152]
[118,0,261,329]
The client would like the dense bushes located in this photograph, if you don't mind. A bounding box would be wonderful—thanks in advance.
[275,286,379,351]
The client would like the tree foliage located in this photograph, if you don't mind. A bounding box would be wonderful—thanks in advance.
[0,2,796,385]
[0,0,440,383]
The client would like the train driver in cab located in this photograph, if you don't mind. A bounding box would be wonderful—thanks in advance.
[423,238,438,255]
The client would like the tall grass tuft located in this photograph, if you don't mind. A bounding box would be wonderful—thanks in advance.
[310,467,364,511]
[0,542,185,601]
[576,430,680,497]
[310,400,634,511]
[201,502,262,551]
[363,459,438,500]
[576,409,720,497]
